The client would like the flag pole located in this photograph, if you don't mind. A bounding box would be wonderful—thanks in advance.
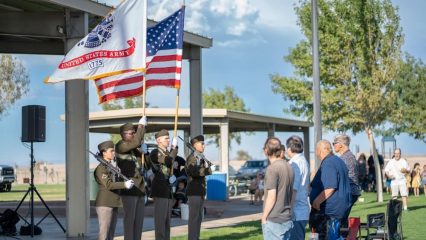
[173,88,180,138]
[170,88,180,178]
[141,0,148,168]
[142,73,147,115]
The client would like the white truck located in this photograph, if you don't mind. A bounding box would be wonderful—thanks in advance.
[0,165,15,192]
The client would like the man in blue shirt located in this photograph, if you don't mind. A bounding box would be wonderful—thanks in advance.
[310,140,351,240]
[286,136,310,240]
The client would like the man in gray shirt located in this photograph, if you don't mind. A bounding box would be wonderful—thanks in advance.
[261,137,294,240]
[333,134,361,228]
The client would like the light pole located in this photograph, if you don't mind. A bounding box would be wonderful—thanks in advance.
[312,0,322,173]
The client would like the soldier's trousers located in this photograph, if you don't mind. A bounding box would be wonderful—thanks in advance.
[188,195,204,240]
[121,195,145,240]
[154,197,172,240]
[96,206,118,240]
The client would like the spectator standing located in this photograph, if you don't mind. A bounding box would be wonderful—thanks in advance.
[411,163,421,197]
[357,153,368,191]
[384,148,410,211]
[310,140,351,240]
[286,136,310,240]
[332,134,361,228]
[367,159,376,192]
[253,172,265,206]
[261,137,294,240]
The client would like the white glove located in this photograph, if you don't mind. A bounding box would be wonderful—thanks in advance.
[210,165,216,172]
[139,116,147,126]
[169,175,177,184]
[124,180,135,189]
[171,137,177,149]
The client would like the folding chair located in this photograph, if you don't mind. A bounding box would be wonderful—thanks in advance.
[363,213,387,240]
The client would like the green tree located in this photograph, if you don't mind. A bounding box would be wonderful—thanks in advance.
[0,55,29,118]
[271,0,404,202]
[390,54,426,142]
[203,86,250,147]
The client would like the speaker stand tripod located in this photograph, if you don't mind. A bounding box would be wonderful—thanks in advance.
[15,142,66,237]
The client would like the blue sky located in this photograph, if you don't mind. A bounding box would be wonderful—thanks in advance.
[1,0,425,167]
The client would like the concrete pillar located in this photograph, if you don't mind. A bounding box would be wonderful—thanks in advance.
[267,123,276,137]
[220,122,229,186]
[64,9,89,237]
[189,46,203,137]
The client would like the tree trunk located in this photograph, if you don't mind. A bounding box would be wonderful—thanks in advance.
[367,128,383,202]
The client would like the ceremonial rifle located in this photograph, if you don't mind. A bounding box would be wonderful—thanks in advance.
[88,150,130,181]
[178,136,214,167]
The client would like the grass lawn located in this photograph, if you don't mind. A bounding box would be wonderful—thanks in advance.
[172,192,426,239]
[0,184,65,201]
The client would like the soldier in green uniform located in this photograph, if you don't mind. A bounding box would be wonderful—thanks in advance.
[149,129,177,240]
[94,140,134,240]
[115,116,148,240]
[185,135,213,240]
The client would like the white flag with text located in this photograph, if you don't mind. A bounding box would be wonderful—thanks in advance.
[45,0,147,83]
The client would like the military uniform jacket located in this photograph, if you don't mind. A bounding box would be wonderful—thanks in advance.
[149,147,176,199]
[94,163,125,208]
[185,153,212,196]
[115,126,148,196]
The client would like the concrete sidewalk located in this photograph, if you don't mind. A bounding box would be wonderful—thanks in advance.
[1,195,262,239]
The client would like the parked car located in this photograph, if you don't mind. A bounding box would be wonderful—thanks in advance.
[235,159,268,179]
[0,165,15,192]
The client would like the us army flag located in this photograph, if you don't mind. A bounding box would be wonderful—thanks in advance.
[45,0,147,83]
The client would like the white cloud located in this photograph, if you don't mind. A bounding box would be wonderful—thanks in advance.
[216,37,266,48]
[226,22,248,36]
[184,0,210,34]
[234,0,257,19]
[252,0,300,34]
[210,0,232,16]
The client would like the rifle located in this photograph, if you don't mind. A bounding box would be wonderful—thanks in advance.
[178,136,213,167]
[88,150,130,181]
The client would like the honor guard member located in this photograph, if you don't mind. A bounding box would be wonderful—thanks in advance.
[115,116,148,240]
[149,129,177,240]
[186,135,214,240]
[94,141,135,240]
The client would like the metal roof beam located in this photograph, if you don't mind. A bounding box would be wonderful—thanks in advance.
[0,12,64,38]
[42,0,111,17]
[41,0,212,48]
[0,39,63,54]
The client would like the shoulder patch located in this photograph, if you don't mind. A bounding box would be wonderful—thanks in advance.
[102,174,108,179]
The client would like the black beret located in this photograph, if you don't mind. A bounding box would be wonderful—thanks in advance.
[120,123,134,133]
[155,129,169,139]
[98,140,114,152]
[190,135,204,145]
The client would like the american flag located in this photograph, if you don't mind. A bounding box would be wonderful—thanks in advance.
[95,7,185,103]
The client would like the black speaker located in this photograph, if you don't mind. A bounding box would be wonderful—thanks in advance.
[21,105,46,142]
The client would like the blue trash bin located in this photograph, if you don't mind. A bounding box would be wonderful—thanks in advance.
[206,173,227,201]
